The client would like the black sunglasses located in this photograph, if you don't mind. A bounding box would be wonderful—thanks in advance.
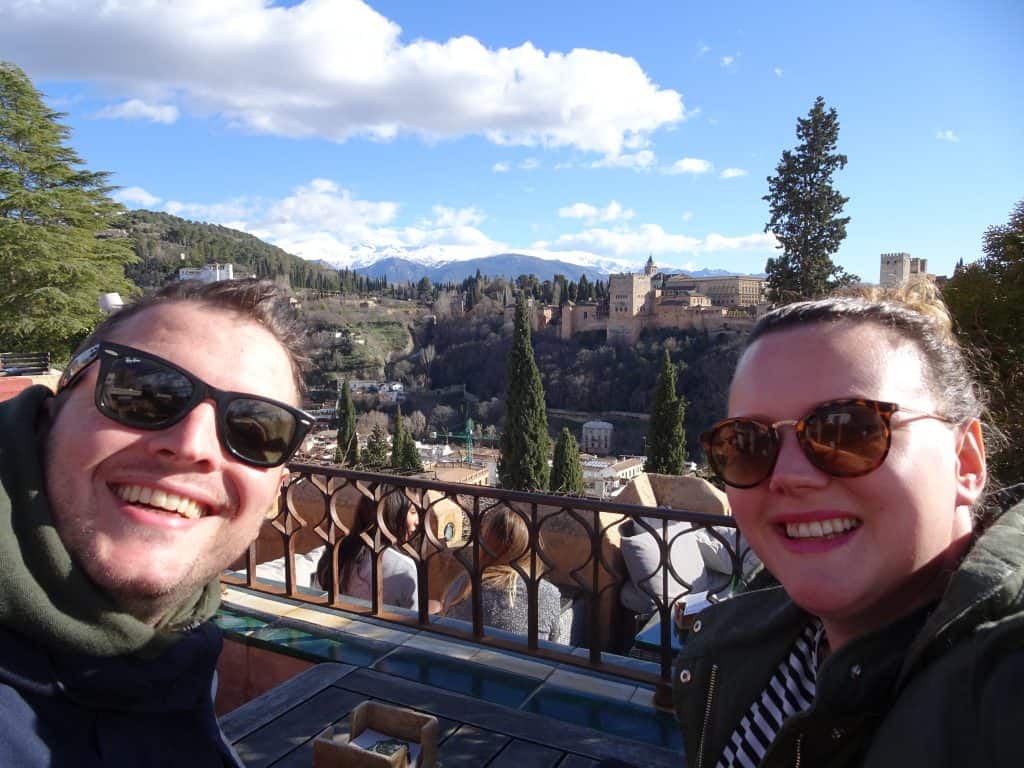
[700,398,954,489]
[58,341,313,468]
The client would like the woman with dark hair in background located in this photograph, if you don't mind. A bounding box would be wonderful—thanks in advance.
[674,283,1022,767]
[443,507,563,643]
[315,490,420,609]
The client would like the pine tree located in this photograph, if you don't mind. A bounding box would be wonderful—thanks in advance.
[498,297,551,490]
[645,350,687,475]
[334,379,359,465]
[551,428,584,494]
[763,96,858,303]
[363,423,391,467]
[0,62,137,358]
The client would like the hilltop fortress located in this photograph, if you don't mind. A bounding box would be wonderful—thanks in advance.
[558,257,768,344]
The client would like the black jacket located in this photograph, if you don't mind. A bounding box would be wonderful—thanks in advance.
[0,621,242,766]
[673,502,1024,767]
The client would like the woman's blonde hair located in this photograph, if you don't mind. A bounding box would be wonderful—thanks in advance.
[747,281,984,424]
[444,507,534,611]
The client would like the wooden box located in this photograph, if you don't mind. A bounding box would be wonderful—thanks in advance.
[313,701,439,768]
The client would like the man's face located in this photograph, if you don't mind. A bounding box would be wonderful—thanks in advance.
[45,301,298,622]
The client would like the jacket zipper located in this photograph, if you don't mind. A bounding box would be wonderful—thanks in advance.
[696,664,719,768]
[794,733,804,768]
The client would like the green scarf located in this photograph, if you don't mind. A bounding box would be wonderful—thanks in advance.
[0,386,220,657]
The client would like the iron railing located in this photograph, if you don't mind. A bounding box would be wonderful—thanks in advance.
[222,463,749,706]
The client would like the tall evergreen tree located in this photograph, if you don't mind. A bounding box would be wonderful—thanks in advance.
[498,297,551,490]
[0,62,137,358]
[390,405,407,469]
[763,96,857,304]
[399,430,424,474]
[334,379,359,465]
[645,350,687,474]
[363,423,391,467]
[551,428,584,494]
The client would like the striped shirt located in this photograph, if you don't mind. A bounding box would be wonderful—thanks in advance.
[716,621,823,768]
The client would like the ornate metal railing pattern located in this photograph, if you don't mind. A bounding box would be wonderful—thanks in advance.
[222,463,748,705]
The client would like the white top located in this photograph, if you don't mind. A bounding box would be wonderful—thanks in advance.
[345,547,418,609]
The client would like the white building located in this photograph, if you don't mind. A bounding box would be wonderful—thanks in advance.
[178,263,235,283]
[581,421,614,455]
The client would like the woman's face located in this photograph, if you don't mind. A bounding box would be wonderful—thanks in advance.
[403,506,421,540]
[727,322,984,643]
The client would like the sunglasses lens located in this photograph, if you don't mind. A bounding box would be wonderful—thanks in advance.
[802,402,890,476]
[706,420,778,488]
[99,357,194,427]
[224,398,297,466]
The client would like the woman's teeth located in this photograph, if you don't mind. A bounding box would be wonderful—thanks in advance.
[115,484,205,519]
[785,517,860,540]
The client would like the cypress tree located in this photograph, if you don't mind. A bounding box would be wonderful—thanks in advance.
[334,379,359,465]
[498,297,551,490]
[644,350,687,475]
[551,428,584,494]
[390,405,407,469]
[399,431,424,473]
[0,62,137,358]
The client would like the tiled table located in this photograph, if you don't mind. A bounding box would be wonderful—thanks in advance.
[220,662,684,768]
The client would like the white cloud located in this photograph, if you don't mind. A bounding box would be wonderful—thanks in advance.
[519,158,540,170]
[720,56,735,68]
[114,186,161,207]
[681,211,694,222]
[161,178,508,267]
[697,42,711,57]
[4,0,686,156]
[773,67,783,78]
[663,157,713,175]
[94,98,179,124]
[591,150,656,170]
[558,200,634,223]
[720,167,747,179]
[492,161,510,173]
[539,224,776,259]
[936,129,960,143]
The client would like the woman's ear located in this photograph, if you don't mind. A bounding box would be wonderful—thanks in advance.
[954,418,987,508]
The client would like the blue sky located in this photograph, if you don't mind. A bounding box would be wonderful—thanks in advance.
[1,0,1020,279]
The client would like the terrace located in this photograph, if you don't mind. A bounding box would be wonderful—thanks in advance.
[217,464,751,766]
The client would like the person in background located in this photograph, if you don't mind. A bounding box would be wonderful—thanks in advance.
[674,283,1022,767]
[443,507,563,643]
[0,280,314,766]
[314,489,421,609]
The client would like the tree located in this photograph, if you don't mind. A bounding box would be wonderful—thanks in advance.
[363,423,390,467]
[763,96,857,303]
[390,405,407,468]
[0,62,137,358]
[390,405,423,473]
[334,379,359,465]
[498,297,551,490]
[944,199,1024,484]
[406,409,427,439]
[645,350,687,474]
[551,428,584,494]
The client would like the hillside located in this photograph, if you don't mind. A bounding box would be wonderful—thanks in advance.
[115,210,340,290]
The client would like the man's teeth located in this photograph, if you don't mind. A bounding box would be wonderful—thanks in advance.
[785,517,861,540]
[115,484,205,519]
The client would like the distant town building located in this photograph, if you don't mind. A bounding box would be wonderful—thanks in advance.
[581,456,646,498]
[581,421,614,455]
[879,252,932,287]
[178,263,235,283]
